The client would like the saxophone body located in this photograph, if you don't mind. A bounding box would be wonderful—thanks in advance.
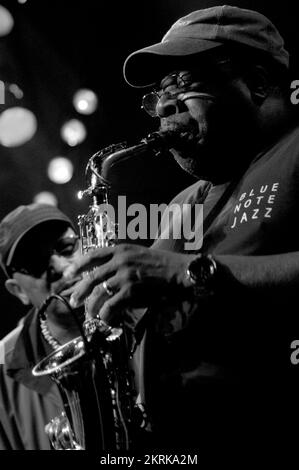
[32,132,167,450]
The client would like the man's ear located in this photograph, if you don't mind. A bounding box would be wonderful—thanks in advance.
[5,279,30,305]
[244,64,270,103]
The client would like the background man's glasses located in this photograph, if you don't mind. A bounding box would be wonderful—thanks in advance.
[7,235,80,278]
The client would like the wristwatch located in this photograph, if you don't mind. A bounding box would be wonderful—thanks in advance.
[186,254,218,297]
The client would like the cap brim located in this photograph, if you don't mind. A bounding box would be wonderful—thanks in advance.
[6,215,74,269]
[123,38,223,88]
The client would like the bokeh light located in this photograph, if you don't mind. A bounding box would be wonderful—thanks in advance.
[0,107,37,147]
[33,191,58,206]
[73,88,98,115]
[61,119,87,146]
[47,157,74,184]
[8,83,24,100]
[0,6,14,37]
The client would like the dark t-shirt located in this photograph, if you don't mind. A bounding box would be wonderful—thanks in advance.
[204,125,299,256]
[145,125,299,455]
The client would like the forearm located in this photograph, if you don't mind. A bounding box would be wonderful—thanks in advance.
[214,252,299,292]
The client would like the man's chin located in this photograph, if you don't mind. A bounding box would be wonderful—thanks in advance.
[172,146,219,180]
[170,136,206,166]
[74,306,85,321]
[45,293,84,317]
[59,296,85,319]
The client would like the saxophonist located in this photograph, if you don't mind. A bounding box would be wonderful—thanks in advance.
[64,6,299,461]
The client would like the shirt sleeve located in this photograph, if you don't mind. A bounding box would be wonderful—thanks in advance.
[0,366,23,450]
[0,406,13,450]
[151,179,211,253]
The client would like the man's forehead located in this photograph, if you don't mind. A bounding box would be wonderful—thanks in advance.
[157,66,222,89]
[158,70,190,88]
[157,47,228,75]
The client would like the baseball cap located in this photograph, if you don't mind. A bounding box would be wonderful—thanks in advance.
[0,203,75,277]
[123,5,289,87]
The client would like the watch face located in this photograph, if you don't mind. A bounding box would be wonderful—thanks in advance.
[187,255,216,295]
[202,257,214,282]
[188,256,206,282]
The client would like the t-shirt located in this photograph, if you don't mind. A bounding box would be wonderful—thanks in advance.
[204,125,299,256]
[152,124,299,365]
[154,124,299,257]
[143,124,299,453]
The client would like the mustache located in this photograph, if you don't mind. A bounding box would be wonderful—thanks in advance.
[160,112,200,132]
[159,119,202,146]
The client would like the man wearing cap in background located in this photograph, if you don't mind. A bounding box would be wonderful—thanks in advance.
[0,204,83,449]
[64,5,299,459]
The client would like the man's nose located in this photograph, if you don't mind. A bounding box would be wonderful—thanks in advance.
[47,254,73,282]
[156,94,181,118]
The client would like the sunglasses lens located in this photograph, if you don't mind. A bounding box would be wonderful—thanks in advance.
[54,237,80,257]
[141,92,159,117]
[9,236,79,278]
[10,256,48,278]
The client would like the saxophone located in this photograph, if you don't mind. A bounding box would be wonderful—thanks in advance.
[32,132,168,450]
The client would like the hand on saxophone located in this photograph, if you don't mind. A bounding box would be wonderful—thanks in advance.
[63,243,196,325]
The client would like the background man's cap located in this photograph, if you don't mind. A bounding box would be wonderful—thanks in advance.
[0,203,75,277]
[123,5,289,87]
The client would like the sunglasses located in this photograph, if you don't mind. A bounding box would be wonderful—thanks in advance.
[141,59,232,117]
[7,235,80,278]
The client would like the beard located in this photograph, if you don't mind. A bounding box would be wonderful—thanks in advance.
[159,113,221,180]
[159,106,255,183]
[160,113,204,147]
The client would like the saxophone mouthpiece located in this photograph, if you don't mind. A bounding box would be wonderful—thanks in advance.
[155,130,179,147]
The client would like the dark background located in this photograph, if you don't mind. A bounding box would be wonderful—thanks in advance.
[0,0,298,337]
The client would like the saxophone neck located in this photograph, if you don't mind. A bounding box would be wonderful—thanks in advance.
[81,131,170,193]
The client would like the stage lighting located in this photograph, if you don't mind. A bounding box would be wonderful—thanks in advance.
[0,6,14,37]
[33,191,58,206]
[73,88,98,115]
[47,157,73,184]
[0,107,37,147]
[8,84,24,100]
[61,119,87,146]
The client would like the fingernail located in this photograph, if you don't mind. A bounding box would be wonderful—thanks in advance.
[69,296,78,308]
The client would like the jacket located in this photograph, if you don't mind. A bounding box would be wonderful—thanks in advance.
[0,309,64,450]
